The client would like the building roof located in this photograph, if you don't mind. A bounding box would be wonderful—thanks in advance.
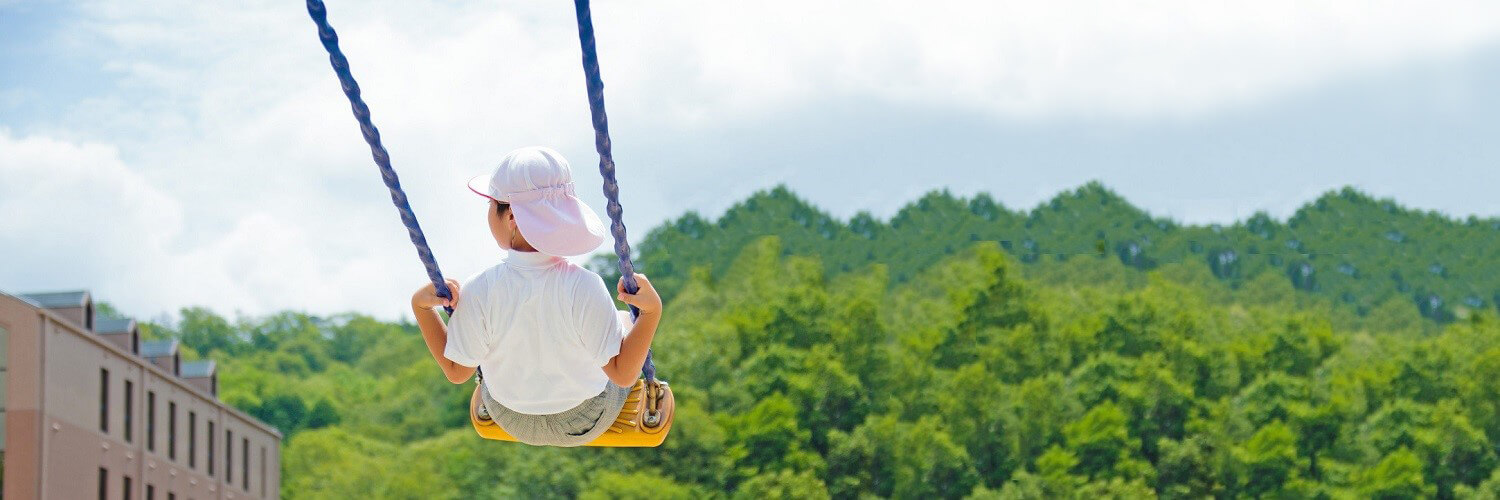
[180,360,216,378]
[95,317,137,334]
[18,290,90,309]
[140,339,179,358]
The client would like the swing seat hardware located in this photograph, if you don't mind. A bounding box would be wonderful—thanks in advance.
[642,378,667,428]
[472,378,675,447]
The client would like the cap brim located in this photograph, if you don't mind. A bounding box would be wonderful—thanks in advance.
[511,194,608,257]
[467,174,499,201]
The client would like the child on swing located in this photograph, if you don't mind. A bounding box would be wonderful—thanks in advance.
[409,146,663,447]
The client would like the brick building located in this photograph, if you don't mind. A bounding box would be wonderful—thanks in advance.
[1,290,282,499]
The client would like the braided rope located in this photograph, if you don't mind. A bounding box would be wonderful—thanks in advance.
[306,0,650,377]
[574,0,654,381]
[306,0,453,313]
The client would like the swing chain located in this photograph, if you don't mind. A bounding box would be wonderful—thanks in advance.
[306,0,454,314]
[573,0,657,382]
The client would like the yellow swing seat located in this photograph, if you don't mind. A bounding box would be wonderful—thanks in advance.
[471,378,674,447]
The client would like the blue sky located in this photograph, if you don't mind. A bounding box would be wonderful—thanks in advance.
[3,0,1500,319]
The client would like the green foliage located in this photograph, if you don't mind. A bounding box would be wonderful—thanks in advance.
[732,469,830,500]
[1457,467,1500,499]
[579,472,708,500]
[1235,421,1303,496]
[142,185,1500,498]
[639,184,1500,331]
[826,414,978,498]
[1064,402,1137,479]
[1156,435,1224,497]
[721,393,822,483]
[1358,448,1437,499]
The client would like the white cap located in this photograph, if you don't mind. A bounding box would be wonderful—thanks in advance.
[467,147,607,257]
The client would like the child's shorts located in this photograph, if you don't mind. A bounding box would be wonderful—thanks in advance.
[478,376,631,447]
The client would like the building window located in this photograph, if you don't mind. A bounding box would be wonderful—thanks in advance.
[100,368,109,434]
[168,401,177,460]
[188,411,197,468]
[147,484,154,500]
[167,494,175,500]
[207,420,216,476]
[124,475,133,500]
[226,429,233,484]
[242,437,249,491]
[260,446,267,497]
[147,391,156,451]
[124,380,134,442]
[98,468,108,500]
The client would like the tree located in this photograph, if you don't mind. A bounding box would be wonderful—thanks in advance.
[1074,477,1158,498]
[1461,348,1500,450]
[579,472,708,500]
[1291,403,1341,479]
[1235,421,1303,497]
[732,470,829,500]
[1420,400,1496,498]
[988,447,1084,499]
[826,415,978,499]
[1233,373,1310,430]
[306,398,341,430]
[176,306,240,355]
[1157,435,1224,498]
[1357,448,1436,499]
[134,185,1500,499]
[720,394,821,484]
[255,393,308,436]
[1064,402,1137,479]
[939,363,1021,486]
[1454,467,1500,499]
[1357,399,1432,461]
[1124,355,1197,463]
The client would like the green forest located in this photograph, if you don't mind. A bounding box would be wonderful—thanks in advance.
[138,184,1500,498]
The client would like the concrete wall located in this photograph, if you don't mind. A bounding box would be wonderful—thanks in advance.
[2,322,9,449]
[2,296,44,500]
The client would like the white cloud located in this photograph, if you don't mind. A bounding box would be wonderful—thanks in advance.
[0,129,426,316]
[576,1,1500,121]
[0,130,181,309]
[5,0,1500,318]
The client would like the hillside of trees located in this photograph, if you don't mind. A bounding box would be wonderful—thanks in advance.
[140,184,1500,498]
[630,183,1500,331]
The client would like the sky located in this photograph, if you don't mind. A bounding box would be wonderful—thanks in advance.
[3,1,1500,321]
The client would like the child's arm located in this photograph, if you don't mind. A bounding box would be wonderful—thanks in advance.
[411,279,477,384]
[601,273,663,387]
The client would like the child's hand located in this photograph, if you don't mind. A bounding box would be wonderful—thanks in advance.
[412,279,461,310]
[617,273,662,316]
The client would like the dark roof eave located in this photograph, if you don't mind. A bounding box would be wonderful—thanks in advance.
[17,290,91,309]
[139,339,180,358]
[95,318,137,334]
[180,360,217,378]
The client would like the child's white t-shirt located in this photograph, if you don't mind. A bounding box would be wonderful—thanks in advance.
[444,250,626,415]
